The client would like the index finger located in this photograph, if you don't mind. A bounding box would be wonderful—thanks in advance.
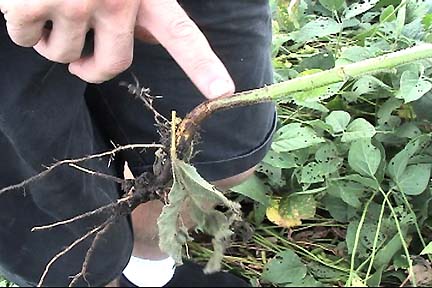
[137,0,235,99]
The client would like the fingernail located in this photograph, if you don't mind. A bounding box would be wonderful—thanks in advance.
[209,78,234,99]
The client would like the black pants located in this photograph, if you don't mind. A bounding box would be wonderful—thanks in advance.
[0,1,275,286]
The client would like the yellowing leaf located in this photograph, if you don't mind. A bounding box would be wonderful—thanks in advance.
[266,196,316,228]
[266,199,302,228]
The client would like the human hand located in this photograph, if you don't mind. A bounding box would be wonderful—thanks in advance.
[0,0,235,99]
[0,0,140,83]
[135,0,235,99]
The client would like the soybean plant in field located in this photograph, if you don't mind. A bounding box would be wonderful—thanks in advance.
[225,0,432,286]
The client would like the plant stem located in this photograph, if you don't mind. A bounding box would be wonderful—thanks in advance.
[176,44,432,158]
[346,192,377,287]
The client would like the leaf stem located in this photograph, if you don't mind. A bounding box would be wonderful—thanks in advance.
[346,192,377,287]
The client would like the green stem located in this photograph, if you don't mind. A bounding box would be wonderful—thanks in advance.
[399,191,431,263]
[346,192,377,287]
[260,227,350,273]
[176,44,432,157]
[215,44,432,107]
[375,182,416,287]
[365,189,392,281]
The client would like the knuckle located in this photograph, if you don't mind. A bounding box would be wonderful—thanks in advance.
[43,49,78,64]
[168,18,196,39]
[62,1,90,21]
[7,25,38,47]
[189,57,215,74]
[103,0,127,14]
[101,56,132,76]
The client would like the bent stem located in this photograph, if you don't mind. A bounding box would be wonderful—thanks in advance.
[176,44,432,157]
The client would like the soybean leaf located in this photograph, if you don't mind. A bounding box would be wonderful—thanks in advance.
[374,233,406,270]
[296,51,336,72]
[377,98,404,124]
[397,164,431,195]
[290,18,343,43]
[272,123,325,152]
[325,110,351,133]
[343,0,380,19]
[388,150,410,182]
[266,196,316,228]
[262,250,307,284]
[396,71,432,103]
[323,195,353,223]
[380,5,397,23]
[319,0,344,12]
[348,139,381,177]
[158,159,241,271]
[341,118,376,142]
[257,162,285,187]
[315,142,339,163]
[421,242,432,255]
[344,174,380,190]
[301,160,340,184]
[231,174,269,206]
[284,276,322,287]
[352,75,392,96]
[395,123,422,139]
[336,46,375,65]
[328,181,365,208]
[262,150,297,169]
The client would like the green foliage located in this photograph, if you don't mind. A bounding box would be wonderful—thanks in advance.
[222,0,432,286]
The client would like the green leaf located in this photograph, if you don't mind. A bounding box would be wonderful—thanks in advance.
[395,123,422,139]
[352,75,392,96]
[296,51,336,72]
[374,233,405,270]
[290,18,343,43]
[343,0,380,19]
[328,181,365,208]
[380,5,397,23]
[336,46,374,65]
[158,159,241,271]
[325,110,351,133]
[421,242,432,255]
[397,164,431,196]
[301,158,340,184]
[323,195,351,222]
[319,0,344,12]
[388,149,410,182]
[396,71,432,103]
[256,162,285,187]
[284,276,322,287]
[272,123,325,152]
[262,150,297,169]
[344,174,380,190]
[348,139,381,177]
[341,118,376,142]
[315,142,338,163]
[423,14,432,30]
[231,174,269,206]
[377,98,403,124]
[262,250,307,284]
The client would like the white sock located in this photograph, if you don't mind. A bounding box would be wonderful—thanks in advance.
[123,256,176,287]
